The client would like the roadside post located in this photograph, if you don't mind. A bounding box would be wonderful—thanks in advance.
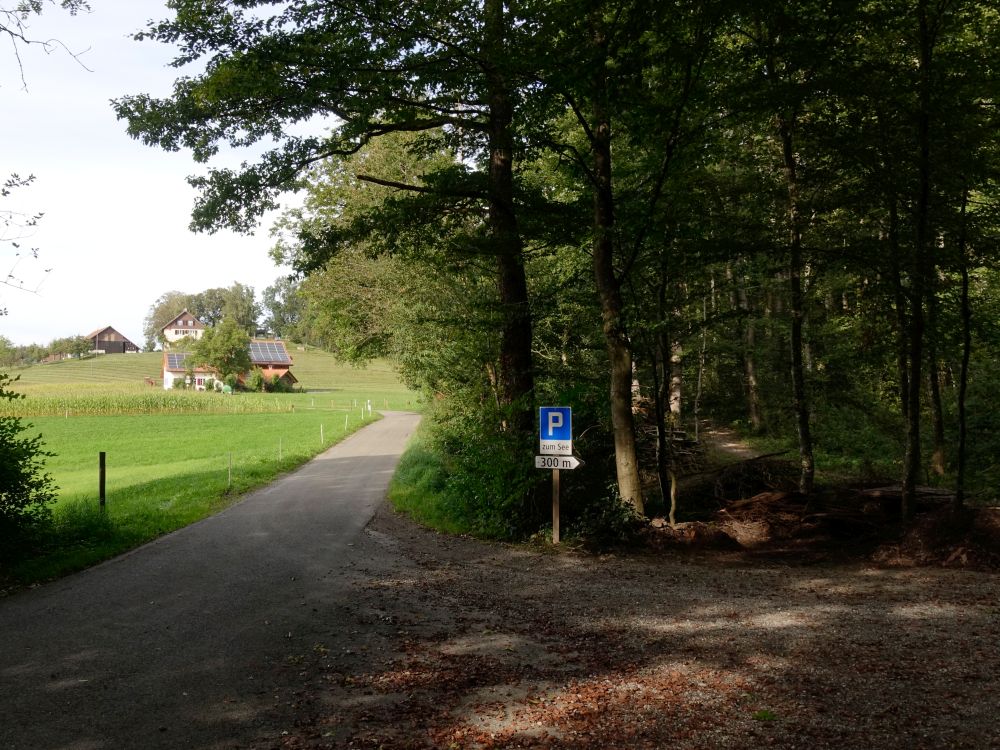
[99,451,106,513]
[536,406,580,544]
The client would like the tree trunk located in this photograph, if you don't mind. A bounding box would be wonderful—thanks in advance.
[956,188,970,510]
[927,365,946,476]
[591,12,643,513]
[693,296,707,442]
[926,287,946,477]
[778,115,814,494]
[484,0,534,434]
[903,0,935,519]
[669,339,683,419]
[734,266,763,432]
[652,339,671,521]
[886,204,910,422]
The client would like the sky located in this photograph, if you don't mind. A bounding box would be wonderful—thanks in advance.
[1,2,295,347]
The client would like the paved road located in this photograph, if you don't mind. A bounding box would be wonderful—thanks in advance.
[0,411,420,750]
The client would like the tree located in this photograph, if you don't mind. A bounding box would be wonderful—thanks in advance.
[114,0,537,435]
[220,282,261,335]
[721,1,863,494]
[191,317,250,381]
[527,0,721,513]
[0,373,56,547]
[46,334,90,358]
[1,174,51,316]
[0,335,14,366]
[261,276,304,340]
[111,0,1000,540]
[143,284,261,349]
[2,1,90,87]
[143,290,197,350]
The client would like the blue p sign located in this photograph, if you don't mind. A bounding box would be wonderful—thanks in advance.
[539,406,572,441]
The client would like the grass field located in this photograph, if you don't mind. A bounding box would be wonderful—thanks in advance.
[7,348,417,401]
[2,350,421,588]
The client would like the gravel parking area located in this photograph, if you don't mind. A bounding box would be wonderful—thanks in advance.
[258,504,1000,749]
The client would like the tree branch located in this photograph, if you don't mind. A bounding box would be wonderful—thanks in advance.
[355,173,483,200]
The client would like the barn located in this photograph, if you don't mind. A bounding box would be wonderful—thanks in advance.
[85,326,141,354]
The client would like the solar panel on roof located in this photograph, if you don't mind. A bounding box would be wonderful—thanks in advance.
[166,352,189,370]
[249,340,291,364]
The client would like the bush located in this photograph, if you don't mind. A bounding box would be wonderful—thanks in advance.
[246,368,266,393]
[266,374,292,393]
[564,486,646,548]
[389,403,545,540]
[0,374,57,554]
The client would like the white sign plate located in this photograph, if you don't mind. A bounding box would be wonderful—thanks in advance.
[535,455,581,470]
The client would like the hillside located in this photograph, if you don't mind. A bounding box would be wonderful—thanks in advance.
[7,347,414,396]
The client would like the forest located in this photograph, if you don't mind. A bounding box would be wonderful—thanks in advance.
[113,0,1000,542]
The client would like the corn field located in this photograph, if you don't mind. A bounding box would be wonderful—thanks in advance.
[0,390,293,417]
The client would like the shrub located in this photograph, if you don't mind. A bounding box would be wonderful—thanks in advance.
[0,374,57,554]
[266,375,292,393]
[246,368,266,393]
[564,486,646,548]
[391,403,544,540]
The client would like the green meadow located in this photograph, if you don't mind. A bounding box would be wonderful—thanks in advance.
[2,349,420,588]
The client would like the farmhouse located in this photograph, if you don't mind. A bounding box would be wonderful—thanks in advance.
[248,339,298,387]
[85,326,141,354]
[161,310,206,348]
[161,339,297,390]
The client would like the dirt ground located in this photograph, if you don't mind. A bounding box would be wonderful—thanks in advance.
[250,496,1000,750]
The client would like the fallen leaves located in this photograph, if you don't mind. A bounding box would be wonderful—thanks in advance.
[252,506,1000,750]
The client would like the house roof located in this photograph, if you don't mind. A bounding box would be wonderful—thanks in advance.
[162,340,294,375]
[84,326,140,348]
[85,325,134,340]
[162,351,213,373]
[258,366,298,384]
[249,339,293,366]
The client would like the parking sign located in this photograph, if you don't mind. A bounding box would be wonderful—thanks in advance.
[539,406,572,456]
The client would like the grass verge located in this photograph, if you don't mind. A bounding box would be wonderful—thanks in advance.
[386,426,470,536]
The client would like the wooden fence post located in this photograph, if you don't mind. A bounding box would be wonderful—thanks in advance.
[99,451,106,513]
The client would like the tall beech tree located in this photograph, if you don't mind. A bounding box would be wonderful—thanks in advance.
[524,0,720,513]
[114,0,536,434]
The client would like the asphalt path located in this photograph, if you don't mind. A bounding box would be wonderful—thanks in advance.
[0,411,421,750]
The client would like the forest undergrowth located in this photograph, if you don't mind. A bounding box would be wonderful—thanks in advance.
[641,423,1000,572]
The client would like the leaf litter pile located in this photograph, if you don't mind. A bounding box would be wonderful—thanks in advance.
[254,498,1000,750]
